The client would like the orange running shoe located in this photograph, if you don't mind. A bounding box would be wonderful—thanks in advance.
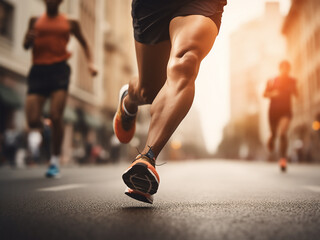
[123,153,160,204]
[113,84,137,143]
[125,187,154,204]
[279,158,287,172]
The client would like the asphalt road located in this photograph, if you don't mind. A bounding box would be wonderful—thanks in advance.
[0,160,319,240]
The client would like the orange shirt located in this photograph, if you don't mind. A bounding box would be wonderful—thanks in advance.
[32,13,71,65]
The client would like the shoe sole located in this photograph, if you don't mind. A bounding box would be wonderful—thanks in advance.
[280,166,287,172]
[113,84,129,141]
[279,159,287,173]
[122,162,159,195]
[125,187,153,204]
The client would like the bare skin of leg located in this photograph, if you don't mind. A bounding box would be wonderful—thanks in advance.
[124,40,171,113]
[125,15,218,158]
[268,120,277,153]
[26,94,47,130]
[49,90,68,156]
[278,117,290,158]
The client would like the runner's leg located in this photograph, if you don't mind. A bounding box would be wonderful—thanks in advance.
[122,15,218,203]
[268,113,278,153]
[124,41,171,114]
[25,94,46,163]
[141,15,218,157]
[278,117,290,158]
[49,90,67,156]
[26,94,46,129]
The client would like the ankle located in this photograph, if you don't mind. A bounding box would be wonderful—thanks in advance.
[141,146,157,160]
[50,155,60,166]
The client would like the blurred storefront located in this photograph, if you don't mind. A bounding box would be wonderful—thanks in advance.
[282,0,320,162]
[0,67,24,133]
[0,0,35,164]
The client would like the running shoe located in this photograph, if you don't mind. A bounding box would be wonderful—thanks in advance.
[125,187,154,204]
[279,158,287,172]
[113,84,136,144]
[45,164,60,178]
[122,154,160,204]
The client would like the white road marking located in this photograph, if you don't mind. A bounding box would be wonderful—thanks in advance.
[37,184,87,192]
[303,185,320,193]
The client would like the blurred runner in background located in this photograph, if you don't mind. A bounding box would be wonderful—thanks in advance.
[264,60,298,172]
[3,123,19,167]
[23,0,97,178]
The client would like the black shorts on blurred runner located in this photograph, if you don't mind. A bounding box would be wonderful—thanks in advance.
[27,61,71,97]
[269,108,292,130]
[132,0,227,44]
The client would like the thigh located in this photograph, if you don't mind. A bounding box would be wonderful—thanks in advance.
[169,15,218,61]
[268,110,279,136]
[135,40,171,94]
[49,90,68,119]
[278,117,291,135]
[25,94,46,124]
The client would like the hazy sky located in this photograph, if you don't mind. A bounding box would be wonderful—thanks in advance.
[192,0,291,153]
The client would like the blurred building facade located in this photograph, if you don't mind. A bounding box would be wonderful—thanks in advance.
[103,0,135,111]
[163,107,208,160]
[0,0,138,164]
[282,0,320,162]
[0,0,37,135]
[217,2,286,160]
[61,0,106,163]
[0,0,43,165]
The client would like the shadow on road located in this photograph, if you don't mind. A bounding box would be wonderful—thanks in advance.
[120,206,154,212]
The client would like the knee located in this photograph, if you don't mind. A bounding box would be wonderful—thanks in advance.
[167,50,200,90]
[142,89,156,104]
[28,120,42,129]
[279,132,287,141]
[137,86,156,105]
[28,117,42,129]
[50,113,63,126]
[129,82,157,105]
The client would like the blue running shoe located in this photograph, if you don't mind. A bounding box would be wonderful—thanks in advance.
[45,165,60,178]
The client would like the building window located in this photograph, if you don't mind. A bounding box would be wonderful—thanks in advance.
[0,1,14,40]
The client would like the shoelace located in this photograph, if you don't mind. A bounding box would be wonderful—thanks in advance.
[134,146,167,167]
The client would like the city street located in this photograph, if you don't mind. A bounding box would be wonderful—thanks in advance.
[0,160,319,240]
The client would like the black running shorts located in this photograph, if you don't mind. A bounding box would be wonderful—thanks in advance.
[269,108,292,133]
[132,0,227,44]
[27,61,71,97]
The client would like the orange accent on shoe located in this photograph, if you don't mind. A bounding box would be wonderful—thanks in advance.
[113,85,136,144]
[125,188,153,204]
[113,108,136,144]
[127,188,151,198]
[129,158,160,183]
[279,158,287,168]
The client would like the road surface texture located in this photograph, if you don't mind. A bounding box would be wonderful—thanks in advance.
[0,160,319,240]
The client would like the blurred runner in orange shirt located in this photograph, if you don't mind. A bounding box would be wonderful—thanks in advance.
[23,0,97,178]
[264,60,298,172]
